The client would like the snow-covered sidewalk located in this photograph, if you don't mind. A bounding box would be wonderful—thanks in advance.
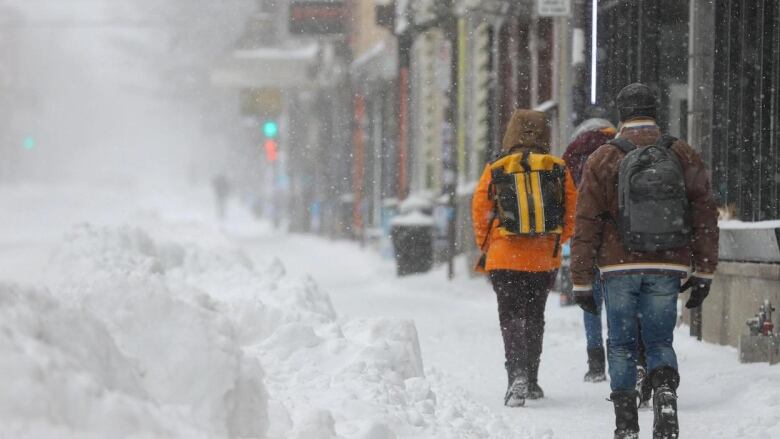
[0,184,778,438]
[0,185,510,438]
[235,226,780,439]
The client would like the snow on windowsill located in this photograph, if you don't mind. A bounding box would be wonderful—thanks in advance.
[718,219,780,230]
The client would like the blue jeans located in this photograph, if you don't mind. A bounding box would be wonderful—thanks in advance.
[603,274,680,392]
[584,278,604,350]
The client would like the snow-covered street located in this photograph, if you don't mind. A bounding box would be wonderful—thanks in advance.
[1,185,778,438]
[3,0,779,437]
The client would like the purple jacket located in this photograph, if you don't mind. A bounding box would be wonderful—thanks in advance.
[562,129,616,186]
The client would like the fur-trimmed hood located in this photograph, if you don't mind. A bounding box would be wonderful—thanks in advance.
[501,109,550,153]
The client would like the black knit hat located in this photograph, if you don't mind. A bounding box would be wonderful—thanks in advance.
[616,83,657,121]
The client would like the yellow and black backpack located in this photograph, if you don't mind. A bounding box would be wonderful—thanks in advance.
[488,150,567,239]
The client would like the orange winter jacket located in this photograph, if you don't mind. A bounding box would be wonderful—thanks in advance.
[471,164,577,272]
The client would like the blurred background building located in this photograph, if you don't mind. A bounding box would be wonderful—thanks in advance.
[214,0,778,238]
[210,0,780,346]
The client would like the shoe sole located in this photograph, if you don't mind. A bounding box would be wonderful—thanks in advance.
[653,391,678,439]
[584,376,607,383]
[505,377,528,407]
[505,396,526,407]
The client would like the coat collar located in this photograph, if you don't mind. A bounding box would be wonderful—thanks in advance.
[616,119,658,138]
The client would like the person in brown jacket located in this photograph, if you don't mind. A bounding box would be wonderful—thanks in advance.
[472,109,577,407]
[571,84,718,439]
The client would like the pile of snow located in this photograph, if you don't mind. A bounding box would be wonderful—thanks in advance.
[2,223,510,438]
[390,211,436,227]
[7,224,271,438]
[255,315,511,439]
[0,284,206,438]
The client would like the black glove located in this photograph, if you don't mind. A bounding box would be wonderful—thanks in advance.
[680,275,712,309]
[574,289,599,315]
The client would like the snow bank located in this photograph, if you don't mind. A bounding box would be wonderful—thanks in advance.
[256,315,511,439]
[3,222,510,438]
[18,224,272,438]
[0,284,206,438]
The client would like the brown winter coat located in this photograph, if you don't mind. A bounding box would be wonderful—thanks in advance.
[570,120,719,288]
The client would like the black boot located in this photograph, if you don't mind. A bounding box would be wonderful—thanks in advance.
[611,390,639,439]
[650,367,680,439]
[504,363,528,407]
[526,358,544,399]
[584,347,607,382]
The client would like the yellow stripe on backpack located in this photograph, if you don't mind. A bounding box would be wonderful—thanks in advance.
[530,172,545,231]
[514,173,531,234]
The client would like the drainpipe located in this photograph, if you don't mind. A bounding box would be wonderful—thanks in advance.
[397,33,411,200]
[489,12,507,161]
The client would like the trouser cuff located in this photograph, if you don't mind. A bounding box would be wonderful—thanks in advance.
[649,365,680,390]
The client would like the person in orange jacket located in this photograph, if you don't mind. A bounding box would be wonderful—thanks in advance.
[472,109,578,407]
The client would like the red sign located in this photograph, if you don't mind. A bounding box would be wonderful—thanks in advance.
[289,1,348,35]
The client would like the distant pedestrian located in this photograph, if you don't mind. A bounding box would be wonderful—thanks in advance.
[212,173,231,220]
[472,109,578,407]
[571,83,719,439]
[562,118,616,384]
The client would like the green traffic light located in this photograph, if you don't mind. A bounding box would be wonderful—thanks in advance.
[23,137,35,150]
[263,120,278,138]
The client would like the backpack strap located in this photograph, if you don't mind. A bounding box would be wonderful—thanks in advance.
[520,150,532,172]
[607,138,636,154]
[656,134,678,149]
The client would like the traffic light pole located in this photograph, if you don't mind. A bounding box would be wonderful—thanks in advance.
[397,34,411,201]
[444,11,460,280]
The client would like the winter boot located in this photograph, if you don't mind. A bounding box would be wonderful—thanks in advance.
[526,359,544,399]
[650,367,680,439]
[611,390,640,439]
[635,365,652,408]
[504,365,528,407]
[527,381,544,400]
[584,347,607,382]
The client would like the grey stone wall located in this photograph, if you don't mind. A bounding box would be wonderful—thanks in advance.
[682,262,780,347]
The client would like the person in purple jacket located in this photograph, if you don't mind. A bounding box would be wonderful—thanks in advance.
[562,118,616,383]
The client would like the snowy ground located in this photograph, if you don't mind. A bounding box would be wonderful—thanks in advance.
[1,183,778,439]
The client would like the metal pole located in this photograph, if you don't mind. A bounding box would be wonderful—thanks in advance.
[556,15,573,155]
[372,91,383,231]
[489,15,506,161]
[529,16,539,107]
[445,12,460,280]
[397,34,412,200]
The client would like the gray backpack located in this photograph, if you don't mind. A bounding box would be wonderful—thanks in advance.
[609,135,691,252]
